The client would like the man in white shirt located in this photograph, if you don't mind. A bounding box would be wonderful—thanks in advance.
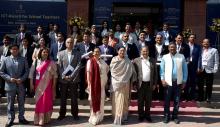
[57,38,82,120]
[133,46,157,122]
[198,39,219,103]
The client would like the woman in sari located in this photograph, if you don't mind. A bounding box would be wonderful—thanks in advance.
[110,46,136,125]
[86,47,109,125]
[29,48,57,126]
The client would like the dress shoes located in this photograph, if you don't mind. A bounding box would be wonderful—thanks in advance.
[57,116,65,120]
[5,121,13,127]
[145,116,152,122]
[19,118,29,124]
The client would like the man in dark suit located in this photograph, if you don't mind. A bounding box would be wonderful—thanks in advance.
[0,35,11,97]
[133,46,157,122]
[99,35,116,100]
[57,37,81,120]
[50,32,66,61]
[98,35,116,65]
[0,44,29,127]
[32,25,49,47]
[154,34,169,100]
[115,32,139,60]
[157,23,175,46]
[175,33,190,61]
[14,24,33,47]
[137,31,155,59]
[19,37,34,97]
[48,24,60,47]
[76,31,95,99]
[184,34,201,101]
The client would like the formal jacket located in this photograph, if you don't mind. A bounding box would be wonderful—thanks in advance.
[76,42,96,56]
[176,42,190,61]
[0,55,29,91]
[157,30,175,45]
[154,44,169,63]
[133,57,157,88]
[160,53,188,86]
[33,33,49,46]
[50,42,66,61]
[199,47,219,73]
[48,31,57,47]
[137,41,156,59]
[57,49,82,83]
[0,45,11,58]
[98,44,116,65]
[19,46,34,67]
[14,32,33,46]
[188,43,201,72]
[115,42,139,60]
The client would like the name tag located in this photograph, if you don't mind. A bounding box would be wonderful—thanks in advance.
[36,72,40,80]
[202,60,208,66]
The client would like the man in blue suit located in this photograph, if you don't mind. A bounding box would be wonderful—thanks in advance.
[0,44,29,127]
[184,34,201,101]
[50,32,66,61]
[98,35,116,65]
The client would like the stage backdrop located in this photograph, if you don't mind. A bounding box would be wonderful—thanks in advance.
[0,0,67,42]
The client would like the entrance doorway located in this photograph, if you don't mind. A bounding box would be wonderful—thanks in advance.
[112,3,162,34]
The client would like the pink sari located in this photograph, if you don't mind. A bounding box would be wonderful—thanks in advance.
[34,60,53,113]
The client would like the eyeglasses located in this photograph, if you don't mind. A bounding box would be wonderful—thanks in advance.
[124,36,129,37]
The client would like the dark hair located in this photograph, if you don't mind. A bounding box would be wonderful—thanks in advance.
[94,47,101,51]
[38,48,50,60]
[83,31,91,36]
[3,35,10,40]
[175,33,183,38]
[69,24,81,35]
[9,44,19,49]
[188,33,196,39]
[117,46,126,51]
[169,42,176,47]
[139,31,146,35]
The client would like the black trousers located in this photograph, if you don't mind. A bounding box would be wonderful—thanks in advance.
[184,62,198,100]
[164,81,181,119]
[79,67,87,100]
[59,82,78,117]
[153,65,164,100]
[0,77,5,97]
[198,70,214,101]
[138,81,152,118]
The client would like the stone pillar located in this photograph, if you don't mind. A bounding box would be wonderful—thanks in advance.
[184,0,206,44]
[67,0,89,34]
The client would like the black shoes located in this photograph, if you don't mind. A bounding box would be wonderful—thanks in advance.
[173,118,180,124]
[5,121,13,127]
[73,116,79,120]
[57,116,65,120]
[163,117,170,123]
[145,116,152,122]
[19,119,29,124]
[138,116,144,122]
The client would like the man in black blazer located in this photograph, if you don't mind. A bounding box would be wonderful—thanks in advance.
[154,34,169,100]
[157,23,175,46]
[175,33,190,61]
[184,34,201,101]
[137,31,156,59]
[50,32,66,61]
[14,24,33,47]
[98,35,116,65]
[76,31,95,99]
[19,37,34,97]
[32,25,49,47]
[115,32,139,60]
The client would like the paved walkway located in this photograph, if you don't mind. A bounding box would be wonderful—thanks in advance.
[1,100,220,127]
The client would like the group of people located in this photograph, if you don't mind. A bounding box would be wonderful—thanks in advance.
[0,21,219,127]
